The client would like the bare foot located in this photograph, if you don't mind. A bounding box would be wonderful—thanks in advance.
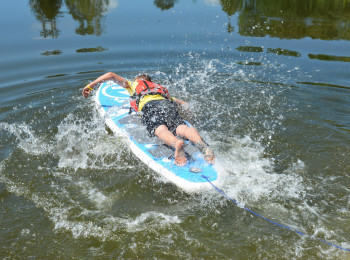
[174,140,187,166]
[196,141,215,164]
[204,148,215,164]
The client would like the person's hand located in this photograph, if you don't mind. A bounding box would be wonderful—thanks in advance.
[181,101,190,110]
[82,85,93,98]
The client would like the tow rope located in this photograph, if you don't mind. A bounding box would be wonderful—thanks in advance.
[201,175,350,252]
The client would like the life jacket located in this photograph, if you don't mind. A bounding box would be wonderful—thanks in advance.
[129,80,170,112]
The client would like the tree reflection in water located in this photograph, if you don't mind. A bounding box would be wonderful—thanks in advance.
[237,0,350,40]
[29,0,350,40]
[30,0,111,37]
[29,0,62,38]
[65,0,110,35]
[154,0,178,11]
[220,0,241,33]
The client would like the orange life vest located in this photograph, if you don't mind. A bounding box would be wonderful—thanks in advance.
[130,80,170,112]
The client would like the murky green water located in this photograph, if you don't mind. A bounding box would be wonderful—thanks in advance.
[1,0,349,258]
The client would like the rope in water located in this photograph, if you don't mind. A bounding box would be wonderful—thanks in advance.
[201,175,350,252]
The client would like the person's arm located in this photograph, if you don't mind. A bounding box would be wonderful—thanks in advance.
[172,97,190,109]
[82,72,130,98]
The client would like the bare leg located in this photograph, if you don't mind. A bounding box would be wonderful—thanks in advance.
[176,125,215,164]
[155,125,187,166]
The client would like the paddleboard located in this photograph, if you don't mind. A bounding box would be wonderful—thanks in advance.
[95,80,219,192]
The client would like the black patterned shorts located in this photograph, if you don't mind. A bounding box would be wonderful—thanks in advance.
[141,99,186,137]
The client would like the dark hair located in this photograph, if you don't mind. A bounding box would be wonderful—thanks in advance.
[134,74,152,82]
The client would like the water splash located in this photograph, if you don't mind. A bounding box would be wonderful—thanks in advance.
[153,53,349,257]
[1,52,349,258]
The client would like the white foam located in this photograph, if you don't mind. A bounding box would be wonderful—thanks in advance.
[124,212,182,232]
[0,122,50,155]
[212,135,304,206]
[76,179,114,210]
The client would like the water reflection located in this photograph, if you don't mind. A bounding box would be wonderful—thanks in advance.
[267,48,301,57]
[237,0,350,40]
[65,0,110,35]
[308,53,350,62]
[76,46,108,53]
[154,0,350,40]
[29,0,62,38]
[220,0,241,33]
[154,0,178,10]
[235,45,302,58]
[41,50,63,56]
[29,0,350,40]
[30,0,111,37]
[236,46,263,53]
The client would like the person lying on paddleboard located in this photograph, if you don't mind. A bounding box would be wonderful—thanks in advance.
[82,72,215,166]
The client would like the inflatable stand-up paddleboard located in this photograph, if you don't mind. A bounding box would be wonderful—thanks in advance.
[95,80,219,192]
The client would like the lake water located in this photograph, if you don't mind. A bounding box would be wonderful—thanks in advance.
[1,0,349,258]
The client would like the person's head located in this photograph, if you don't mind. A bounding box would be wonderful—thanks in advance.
[134,74,152,82]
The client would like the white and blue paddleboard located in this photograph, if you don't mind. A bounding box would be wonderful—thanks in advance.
[95,80,219,192]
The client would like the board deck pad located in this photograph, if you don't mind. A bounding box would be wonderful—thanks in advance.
[95,81,219,192]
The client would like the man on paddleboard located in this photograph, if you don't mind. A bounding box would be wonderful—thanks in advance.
[82,72,214,166]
